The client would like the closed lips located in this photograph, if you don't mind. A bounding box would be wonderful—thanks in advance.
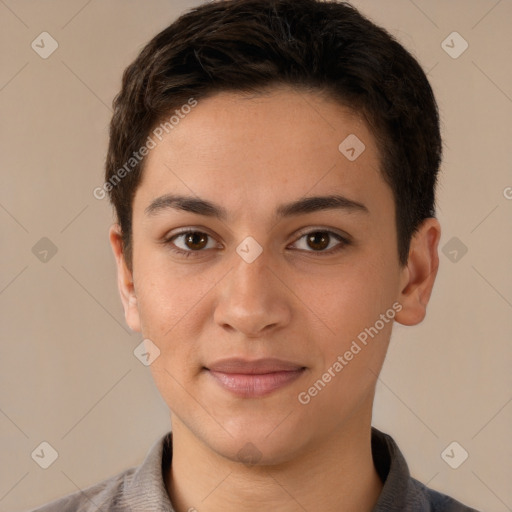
[205,357,305,374]
[205,358,306,398]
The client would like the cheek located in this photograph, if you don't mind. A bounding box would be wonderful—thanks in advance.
[305,261,394,336]
[298,249,399,383]
[137,264,208,409]
[297,268,395,417]
[134,256,210,339]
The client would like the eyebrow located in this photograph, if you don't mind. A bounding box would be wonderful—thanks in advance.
[144,193,368,219]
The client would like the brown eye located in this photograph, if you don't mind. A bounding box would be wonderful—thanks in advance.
[290,229,349,254]
[184,232,209,250]
[306,232,331,251]
[165,230,219,257]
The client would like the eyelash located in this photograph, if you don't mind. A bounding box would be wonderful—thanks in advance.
[163,228,351,258]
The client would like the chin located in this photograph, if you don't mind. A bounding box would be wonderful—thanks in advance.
[206,424,306,468]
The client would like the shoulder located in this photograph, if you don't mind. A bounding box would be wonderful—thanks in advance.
[409,477,481,512]
[371,428,481,512]
[24,466,137,512]
[24,469,136,512]
[23,432,173,512]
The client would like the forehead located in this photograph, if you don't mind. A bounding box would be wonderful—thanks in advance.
[134,86,390,217]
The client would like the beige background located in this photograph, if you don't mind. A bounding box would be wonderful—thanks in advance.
[1,1,511,511]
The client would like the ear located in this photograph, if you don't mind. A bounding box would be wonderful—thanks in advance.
[395,217,441,326]
[109,223,141,332]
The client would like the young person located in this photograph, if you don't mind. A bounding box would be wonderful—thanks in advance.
[29,0,480,510]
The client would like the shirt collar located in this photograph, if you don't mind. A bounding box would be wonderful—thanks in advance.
[122,432,175,511]
[121,427,420,511]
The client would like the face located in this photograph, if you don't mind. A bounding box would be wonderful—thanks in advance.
[110,86,438,465]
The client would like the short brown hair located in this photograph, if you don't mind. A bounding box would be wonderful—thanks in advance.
[105,0,442,270]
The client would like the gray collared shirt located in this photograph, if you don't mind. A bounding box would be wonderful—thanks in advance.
[26,428,480,511]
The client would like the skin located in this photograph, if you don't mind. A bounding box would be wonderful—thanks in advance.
[109,85,441,512]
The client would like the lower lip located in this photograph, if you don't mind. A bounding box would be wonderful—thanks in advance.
[206,368,305,398]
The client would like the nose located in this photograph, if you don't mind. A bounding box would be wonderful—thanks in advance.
[213,250,292,338]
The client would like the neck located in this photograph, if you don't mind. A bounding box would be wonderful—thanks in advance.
[166,413,383,512]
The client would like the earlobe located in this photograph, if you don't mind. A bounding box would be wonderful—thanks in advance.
[109,224,142,332]
[395,218,441,327]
